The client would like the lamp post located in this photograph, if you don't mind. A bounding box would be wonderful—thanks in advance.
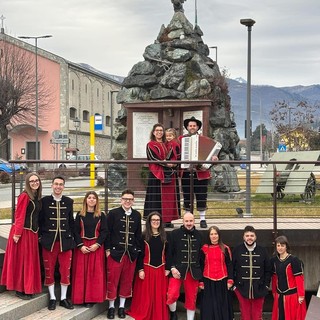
[73,117,81,169]
[110,90,119,157]
[18,35,52,166]
[240,18,255,217]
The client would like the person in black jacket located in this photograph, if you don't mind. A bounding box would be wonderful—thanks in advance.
[166,212,202,320]
[39,176,75,311]
[105,189,142,319]
[232,225,271,320]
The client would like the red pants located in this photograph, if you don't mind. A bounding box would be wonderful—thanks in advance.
[167,272,199,311]
[42,242,72,286]
[106,254,136,300]
[235,288,265,320]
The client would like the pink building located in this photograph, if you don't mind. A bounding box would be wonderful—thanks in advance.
[0,32,122,165]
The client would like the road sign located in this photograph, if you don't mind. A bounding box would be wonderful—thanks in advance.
[278,144,287,152]
[94,115,103,131]
[51,138,70,144]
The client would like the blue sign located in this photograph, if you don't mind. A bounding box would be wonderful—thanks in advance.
[278,144,287,152]
[94,115,103,131]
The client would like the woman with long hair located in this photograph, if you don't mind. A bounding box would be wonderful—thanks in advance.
[71,191,107,307]
[1,172,42,299]
[200,226,234,320]
[270,235,306,320]
[144,123,179,228]
[127,212,170,320]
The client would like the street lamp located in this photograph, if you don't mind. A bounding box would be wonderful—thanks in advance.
[240,18,255,217]
[110,90,119,157]
[73,117,81,169]
[18,35,52,166]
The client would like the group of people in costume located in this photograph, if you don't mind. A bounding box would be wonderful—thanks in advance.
[0,116,307,320]
[144,116,217,229]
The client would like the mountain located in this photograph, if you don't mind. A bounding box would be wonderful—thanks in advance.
[227,79,320,138]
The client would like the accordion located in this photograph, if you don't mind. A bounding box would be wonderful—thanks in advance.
[181,135,222,169]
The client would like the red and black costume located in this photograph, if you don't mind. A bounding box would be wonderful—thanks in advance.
[232,243,271,320]
[144,140,179,223]
[270,254,306,320]
[179,134,211,212]
[105,206,142,300]
[200,244,234,320]
[166,225,202,311]
[1,192,42,294]
[127,234,169,320]
[39,195,75,286]
[71,211,107,304]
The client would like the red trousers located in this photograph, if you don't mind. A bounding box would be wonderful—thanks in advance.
[167,272,199,310]
[42,242,72,286]
[235,288,265,320]
[106,254,136,300]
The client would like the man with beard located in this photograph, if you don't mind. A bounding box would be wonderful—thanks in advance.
[167,212,202,320]
[232,225,271,320]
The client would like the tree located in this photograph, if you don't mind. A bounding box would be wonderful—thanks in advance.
[0,38,52,159]
[269,100,319,151]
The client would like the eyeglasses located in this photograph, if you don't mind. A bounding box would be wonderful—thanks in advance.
[29,179,40,184]
[154,129,163,132]
[151,219,161,222]
[121,197,134,201]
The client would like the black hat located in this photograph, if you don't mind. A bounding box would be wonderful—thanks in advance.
[183,116,202,130]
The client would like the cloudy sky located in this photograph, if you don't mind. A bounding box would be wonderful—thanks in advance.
[2,0,320,87]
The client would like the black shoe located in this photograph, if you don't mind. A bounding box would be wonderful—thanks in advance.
[170,311,178,320]
[48,299,57,310]
[200,220,207,228]
[16,291,31,300]
[107,307,115,319]
[118,307,126,318]
[165,222,174,228]
[84,303,94,308]
[59,299,74,309]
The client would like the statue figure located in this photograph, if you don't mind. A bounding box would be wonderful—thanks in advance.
[172,0,186,12]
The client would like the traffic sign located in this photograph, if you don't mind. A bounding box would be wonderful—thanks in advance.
[94,115,103,131]
[278,144,287,152]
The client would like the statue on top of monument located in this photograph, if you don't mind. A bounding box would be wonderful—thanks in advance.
[171,0,186,12]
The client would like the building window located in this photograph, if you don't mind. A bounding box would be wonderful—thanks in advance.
[106,116,111,127]
[83,110,89,122]
[85,84,87,94]
[72,79,74,90]
[70,107,77,119]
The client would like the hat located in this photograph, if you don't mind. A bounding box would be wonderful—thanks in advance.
[183,116,202,130]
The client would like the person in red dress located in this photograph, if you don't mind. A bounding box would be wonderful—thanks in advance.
[1,172,42,299]
[144,123,179,228]
[200,225,234,320]
[127,211,170,320]
[270,235,307,320]
[71,191,107,307]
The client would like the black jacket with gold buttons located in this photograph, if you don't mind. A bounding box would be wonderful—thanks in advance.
[39,195,75,252]
[232,243,271,299]
[168,226,203,280]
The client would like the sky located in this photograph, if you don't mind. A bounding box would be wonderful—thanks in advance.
[2,0,320,87]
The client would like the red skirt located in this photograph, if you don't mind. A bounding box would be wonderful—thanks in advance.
[127,264,169,320]
[71,238,106,304]
[272,292,307,320]
[1,227,41,294]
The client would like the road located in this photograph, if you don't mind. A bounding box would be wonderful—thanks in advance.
[0,177,99,209]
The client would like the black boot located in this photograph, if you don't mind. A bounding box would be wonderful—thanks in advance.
[170,310,178,320]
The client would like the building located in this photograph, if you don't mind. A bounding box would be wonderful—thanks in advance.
[0,31,122,164]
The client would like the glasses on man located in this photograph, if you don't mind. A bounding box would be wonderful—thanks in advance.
[29,179,40,184]
[121,197,134,202]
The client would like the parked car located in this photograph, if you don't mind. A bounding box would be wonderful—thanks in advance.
[0,158,29,174]
[58,154,104,169]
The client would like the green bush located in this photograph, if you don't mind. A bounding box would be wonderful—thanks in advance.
[0,171,11,184]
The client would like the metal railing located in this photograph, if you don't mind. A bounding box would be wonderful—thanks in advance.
[1,159,320,237]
